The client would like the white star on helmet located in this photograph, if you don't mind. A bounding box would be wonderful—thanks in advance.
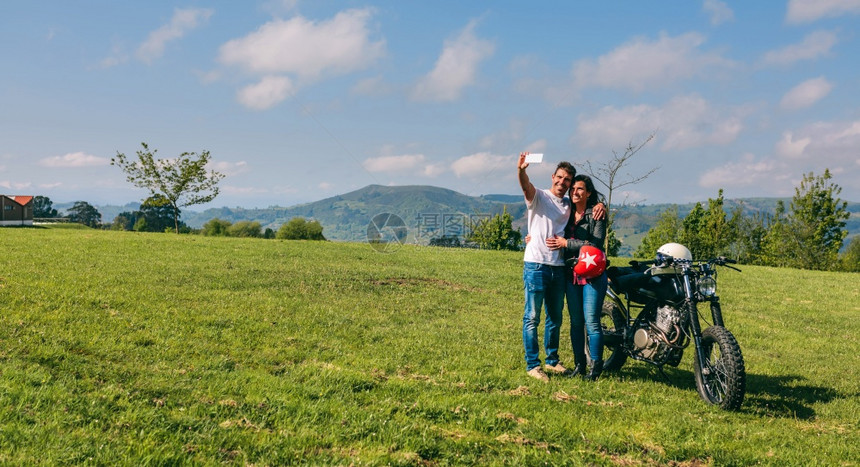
[580,251,598,268]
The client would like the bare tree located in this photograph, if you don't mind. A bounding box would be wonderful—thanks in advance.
[584,132,658,251]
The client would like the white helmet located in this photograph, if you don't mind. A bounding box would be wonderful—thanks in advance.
[651,243,693,275]
[657,243,692,261]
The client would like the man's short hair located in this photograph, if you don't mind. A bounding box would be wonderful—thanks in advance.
[556,161,576,178]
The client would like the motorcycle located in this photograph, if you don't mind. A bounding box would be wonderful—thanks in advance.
[598,243,746,410]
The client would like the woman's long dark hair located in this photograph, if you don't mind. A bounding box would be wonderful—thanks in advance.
[573,174,603,208]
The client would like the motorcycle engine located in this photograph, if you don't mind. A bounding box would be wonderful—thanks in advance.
[632,305,682,361]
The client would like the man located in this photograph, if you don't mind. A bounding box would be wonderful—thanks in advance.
[518,152,604,382]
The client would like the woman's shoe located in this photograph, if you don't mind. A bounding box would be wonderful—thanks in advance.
[572,356,587,376]
[585,360,603,381]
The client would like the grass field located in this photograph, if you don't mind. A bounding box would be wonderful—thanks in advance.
[0,226,858,465]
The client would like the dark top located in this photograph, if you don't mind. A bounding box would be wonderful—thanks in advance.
[563,205,606,257]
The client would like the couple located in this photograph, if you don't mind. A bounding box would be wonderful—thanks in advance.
[517,152,608,382]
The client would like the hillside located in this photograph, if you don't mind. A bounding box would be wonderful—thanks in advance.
[72,185,859,253]
[183,185,527,243]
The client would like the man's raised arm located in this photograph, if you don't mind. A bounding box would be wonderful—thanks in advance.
[518,152,536,203]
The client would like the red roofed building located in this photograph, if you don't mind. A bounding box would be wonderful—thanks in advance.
[1,195,34,226]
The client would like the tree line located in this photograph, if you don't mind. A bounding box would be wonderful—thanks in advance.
[33,196,326,241]
[633,170,856,272]
[437,170,858,273]
[31,142,859,272]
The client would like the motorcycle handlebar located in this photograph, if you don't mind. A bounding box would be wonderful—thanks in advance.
[630,256,742,272]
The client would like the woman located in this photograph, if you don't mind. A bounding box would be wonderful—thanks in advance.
[546,174,607,380]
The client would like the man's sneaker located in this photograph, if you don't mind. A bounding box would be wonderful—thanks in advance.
[544,363,574,377]
[527,367,550,382]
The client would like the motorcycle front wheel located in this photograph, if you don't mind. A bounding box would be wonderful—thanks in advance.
[694,325,746,410]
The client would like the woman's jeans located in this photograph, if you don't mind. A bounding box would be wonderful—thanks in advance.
[566,272,608,362]
[522,262,566,370]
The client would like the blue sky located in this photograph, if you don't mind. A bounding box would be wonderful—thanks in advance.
[2,0,859,210]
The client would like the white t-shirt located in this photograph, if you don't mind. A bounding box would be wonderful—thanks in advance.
[523,188,571,266]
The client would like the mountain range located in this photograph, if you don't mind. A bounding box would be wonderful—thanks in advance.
[65,184,859,255]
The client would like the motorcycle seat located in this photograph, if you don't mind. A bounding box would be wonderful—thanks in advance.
[607,265,659,302]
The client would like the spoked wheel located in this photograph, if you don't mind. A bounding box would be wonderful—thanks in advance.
[597,300,628,372]
[694,326,746,410]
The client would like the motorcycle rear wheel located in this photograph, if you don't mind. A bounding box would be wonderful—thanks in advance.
[694,325,746,410]
[598,300,628,372]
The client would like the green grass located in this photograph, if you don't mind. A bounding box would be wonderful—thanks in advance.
[0,227,858,465]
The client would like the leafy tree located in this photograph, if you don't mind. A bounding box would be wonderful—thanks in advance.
[759,171,848,270]
[277,217,326,240]
[111,212,136,231]
[638,190,737,260]
[228,221,263,238]
[133,217,148,232]
[730,208,768,264]
[139,194,181,232]
[635,206,682,258]
[760,201,795,268]
[33,196,58,218]
[838,236,860,272]
[680,190,735,259]
[605,227,621,257]
[700,190,736,258]
[263,228,276,239]
[788,170,849,270]
[680,202,706,257]
[112,142,225,233]
[304,220,325,240]
[201,218,232,236]
[429,235,462,248]
[67,201,102,228]
[467,208,522,251]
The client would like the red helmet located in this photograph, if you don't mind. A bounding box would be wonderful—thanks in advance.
[573,245,607,279]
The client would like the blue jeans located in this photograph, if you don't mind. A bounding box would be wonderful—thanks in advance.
[522,262,566,370]
[565,272,608,362]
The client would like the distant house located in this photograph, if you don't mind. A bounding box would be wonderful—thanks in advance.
[0,195,34,226]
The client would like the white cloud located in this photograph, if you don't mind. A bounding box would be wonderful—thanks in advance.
[350,76,392,96]
[100,43,128,69]
[477,120,528,151]
[218,9,385,80]
[775,131,812,158]
[780,76,833,110]
[699,154,783,188]
[451,152,509,177]
[0,180,33,190]
[525,139,548,154]
[363,154,426,173]
[411,20,495,102]
[575,95,744,151]
[703,0,734,25]
[262,0,299,16]
[237,75,294,110]
[760,30,837,66]
[210,160,249,176]
[221,186,269,197]
[423,163,447,177]
[39,152,110,168]
[775,120,860,165]
[197,69,222,84]
[137,8,213,64]
[786,0,860,23]
[569,32,732,94]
